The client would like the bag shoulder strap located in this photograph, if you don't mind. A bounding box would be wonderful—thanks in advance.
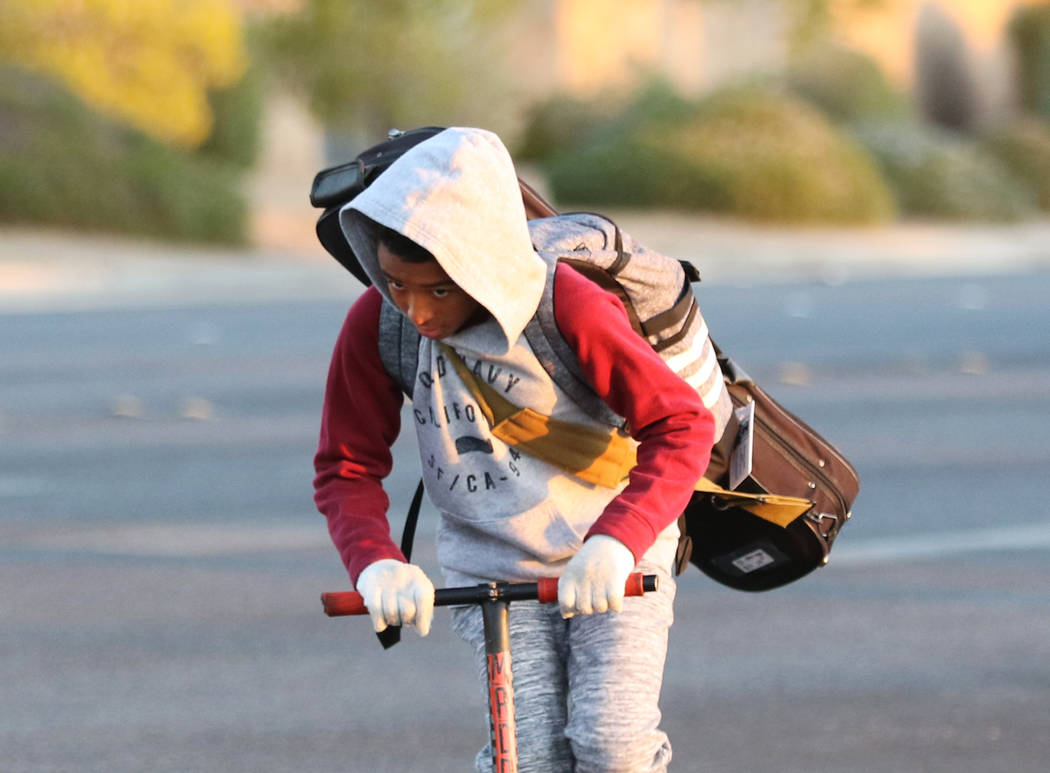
[376,255,624,432]
[439,344,635,489]
[375,478,425,650]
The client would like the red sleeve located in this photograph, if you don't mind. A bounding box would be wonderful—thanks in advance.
[313,287,407,585]
[552,263,716,563]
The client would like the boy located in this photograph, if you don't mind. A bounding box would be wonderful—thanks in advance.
[313,127,716,772]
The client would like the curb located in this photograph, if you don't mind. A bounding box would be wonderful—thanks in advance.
[3,217,1049,312]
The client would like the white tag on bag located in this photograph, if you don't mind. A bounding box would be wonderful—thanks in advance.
[729,400,755,491]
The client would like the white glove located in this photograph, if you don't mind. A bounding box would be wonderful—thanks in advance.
[355,559,435,637]
[558,535,637,618]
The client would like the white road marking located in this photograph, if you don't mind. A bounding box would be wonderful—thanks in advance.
[832,523,1050,566]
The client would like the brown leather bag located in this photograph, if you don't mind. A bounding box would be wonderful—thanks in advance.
[679,350,861,591]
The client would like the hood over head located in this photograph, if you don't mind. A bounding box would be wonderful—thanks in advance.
[339,127,546,355]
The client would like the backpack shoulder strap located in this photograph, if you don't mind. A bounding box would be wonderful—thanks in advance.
[523,255,626,430]
[378,299,420,398]
[376,253,622,427]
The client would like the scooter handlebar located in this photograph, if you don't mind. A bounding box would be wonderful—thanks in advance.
[321,572,658,617]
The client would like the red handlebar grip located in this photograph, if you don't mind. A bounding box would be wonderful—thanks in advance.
[536,577,560,604]
[321,591,368,617]
[624,572,647,598]
[535,572,654,605]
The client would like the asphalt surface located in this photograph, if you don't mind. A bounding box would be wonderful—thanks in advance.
[1,227,1049,772]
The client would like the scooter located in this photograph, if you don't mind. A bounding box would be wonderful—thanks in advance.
[322,572,658,773]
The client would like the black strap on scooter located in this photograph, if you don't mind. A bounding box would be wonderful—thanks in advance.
[376,478,426,649]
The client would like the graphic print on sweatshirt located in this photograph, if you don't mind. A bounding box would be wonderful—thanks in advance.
[409,333,624,527]
[412,346,529,503]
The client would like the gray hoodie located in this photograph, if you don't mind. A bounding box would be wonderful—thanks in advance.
[340,127,545,356]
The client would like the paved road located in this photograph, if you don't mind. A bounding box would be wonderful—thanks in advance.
[2,270,1049,772]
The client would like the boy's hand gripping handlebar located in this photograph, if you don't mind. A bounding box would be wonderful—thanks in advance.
[321,572,658,617]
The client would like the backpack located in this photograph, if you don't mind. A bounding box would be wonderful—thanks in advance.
[310,127,859,599]
[377,210,734,437]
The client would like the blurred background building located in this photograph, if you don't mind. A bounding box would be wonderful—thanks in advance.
[545,0,1035,116]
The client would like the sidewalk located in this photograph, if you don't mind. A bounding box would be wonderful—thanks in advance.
[2,214,1049,313]
[0,227,350,314]
[621,212,1050,284]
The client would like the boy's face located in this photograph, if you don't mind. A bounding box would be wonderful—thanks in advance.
[377,242,484,340]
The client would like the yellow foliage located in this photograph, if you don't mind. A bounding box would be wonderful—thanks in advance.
[0,0,247,147]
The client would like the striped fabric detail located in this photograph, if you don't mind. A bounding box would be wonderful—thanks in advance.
[663,318,709,373]
[692,364,726,409]
[684,353,724,409]
[657,315,724,411]
[683,352,718,390]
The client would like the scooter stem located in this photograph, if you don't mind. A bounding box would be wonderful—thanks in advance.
[481,594,517,773]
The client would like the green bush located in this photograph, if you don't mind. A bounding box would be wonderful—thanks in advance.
[515,93,609,162]
[851,121,1038,221]
[785,44,911,123]
[0,67,247,244]
[516,77,693,161]
[1009,3,1050,122]
[545,85,896,224]
[980,118,1050,212]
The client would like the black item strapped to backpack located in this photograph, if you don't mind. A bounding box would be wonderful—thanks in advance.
[312,127,557,285]
[310,127,860,604]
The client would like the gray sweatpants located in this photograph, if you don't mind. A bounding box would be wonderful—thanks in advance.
[451,561,675,773]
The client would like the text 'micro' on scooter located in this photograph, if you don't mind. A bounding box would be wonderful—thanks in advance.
[322,572,658,773]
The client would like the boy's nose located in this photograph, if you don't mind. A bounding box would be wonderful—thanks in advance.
[406,294,434,325]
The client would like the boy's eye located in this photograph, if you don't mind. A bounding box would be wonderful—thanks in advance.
[432,288,450,298]
[388,279,405,291]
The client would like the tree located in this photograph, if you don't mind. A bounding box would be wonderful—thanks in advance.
[1009,2,1050,122]
[0,0,248,148]
[257,0,522,141]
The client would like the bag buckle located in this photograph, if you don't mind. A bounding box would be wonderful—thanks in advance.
[804,510,840,540]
